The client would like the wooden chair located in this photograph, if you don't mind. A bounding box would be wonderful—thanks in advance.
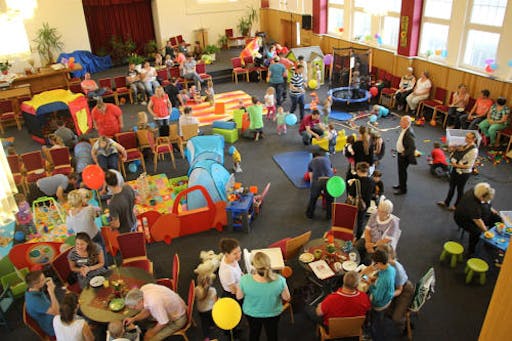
[7,154,28,194]
[317,316,366,341]
[331,203,358,237]
[157,252,180,291]
[117,232,153,274]
[171,279,195,340]
[323,226,354,242]
[284,231,312,260]
[50,248,81,293]
[113,76,134,104]
[242,55,261,81]
[115,132,146,177]
[68,83,84,95]
[496,123,512,155]
[0,100,22,133]
[98,78,118,105]
[169,36,178,48]
[431,92,454,128]
[417,87,447,118]
[23,303,56,340]
[48,147,73,175]
[167,124,185,158]
[181,124,199,152]
[169,66,187,89]
[176,34,190,47]
[379,75,401,108]
[149,132,177,172]
[231,57,249,83]
[195,62,212,83]
[20,151,47,185]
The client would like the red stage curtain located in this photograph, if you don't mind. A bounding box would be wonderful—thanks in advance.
[82,0,155,55]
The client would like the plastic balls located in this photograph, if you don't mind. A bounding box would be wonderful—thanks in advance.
[308,79,318,89]
[369,114,378,123]
[285,114,298,126]
[369,87,378,97]
[128,162,138,173]
[14,230,25,242]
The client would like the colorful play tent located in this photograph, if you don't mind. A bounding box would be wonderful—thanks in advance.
[21,89,92,143]
[186,135,225,166]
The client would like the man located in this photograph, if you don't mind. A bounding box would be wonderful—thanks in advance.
[35,173,78,202]
[394,115,416,195]
[106,170,136,233]
[316,271,371,327]
[127,63,147,105]
[306,150,334,220]
[25,270,60,337]
[267,56,287,105]
[54,120,77,148]
[124,284,187,341]
[92,98,124,137]
[299,109,325,145]
[289,64,306,120]
[180,54,202,90]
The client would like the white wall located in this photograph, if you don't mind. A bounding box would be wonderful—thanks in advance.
[268,0,312,14]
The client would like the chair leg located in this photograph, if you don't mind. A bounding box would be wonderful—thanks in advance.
[450,254,458,268]
[439,250,447,262]
[120,162,126,178]
[153,153,158,173]
[140,157,146,173]
[170,150,176,169]
[479,272,486,285]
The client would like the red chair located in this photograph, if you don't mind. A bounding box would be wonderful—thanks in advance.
[117,232,153,274]
[379,75,401,108]
[0,100,22,133]
[417,87,447,118]
[101,227,120,256]
[50,248,80,293]
[113,76,133,104]
[169,36,178,48]
[155,252,180,291]
[269,231,312,261]
[7,154,28,194]
[431,92,455,128]
[136,210,162,243]
[170,279,195,340]
[176,34,190,47]
[23,303,56,340]
[48,147,73,175]
[157,69,171,87]
[195,62,212,83]
[243,56,261,81]
[98,78,118,105]
[20,151,47,184]
[68,83,84,95]
[331,203,358,237]
[147,132,176,172]
[231,57,249,83]
[496,123,512,154]
[169,67,186,88]
[225,28,245,48]
[115,132,147,177]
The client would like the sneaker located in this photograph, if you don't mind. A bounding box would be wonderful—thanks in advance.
[447,206,456,211]
[140,101,147,105]
[437,201,447,208]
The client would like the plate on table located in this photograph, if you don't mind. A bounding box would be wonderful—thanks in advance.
[299,252,314,263]
[342,261,357,272]
[89,276,105,288]
[484,231,495,239]
[109,298,125,312]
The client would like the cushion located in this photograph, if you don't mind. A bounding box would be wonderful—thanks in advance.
[126,150,142,159]
[212,121,236,130]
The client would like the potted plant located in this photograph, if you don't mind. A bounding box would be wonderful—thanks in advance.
[237,6,258,37]
[143,40,159,59]
[109,36,136,65]
[127,53,145,68]
[202,44,220,62]
[33,22,64,66]
[0,61,11,75]
[217,34,228,50]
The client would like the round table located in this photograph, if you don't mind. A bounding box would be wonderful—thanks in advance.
[79,267,154,323]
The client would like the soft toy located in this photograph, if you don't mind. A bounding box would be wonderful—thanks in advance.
[193,250,223,279]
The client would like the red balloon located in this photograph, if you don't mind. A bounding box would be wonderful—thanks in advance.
[82,165,105,190]
[370,86,379,97]
[485,64,494,73]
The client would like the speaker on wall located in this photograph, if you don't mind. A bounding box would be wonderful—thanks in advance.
[302,15,312,30]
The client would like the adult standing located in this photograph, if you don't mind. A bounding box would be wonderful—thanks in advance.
[66,190,105,248]
[127,63,147,105]
[394,67,416,111]
[141,61,160,97]
[405,71,431,115]
[25,270,60,337]
[53,292,94,341]
[347,162,375,239]
[106,170,136,233]
[437,132,478,211]
[393,116,417,195]
[148,86,172,127]
[267,57,287,106]
[459,89,493,130]
[289,64,306,120]
[306,151,334,220]
[124,284,187,341]
[237,252,290,341]
[299,110,325,145]
[479,97,510,147]
[91,136,127,171]
[180,54,202,90]
[218,238,243,299]
[91,98,123,138]
[445,84,470,128]
[353,126,374,169]
[67,232,107,289]
[454,183,495,255]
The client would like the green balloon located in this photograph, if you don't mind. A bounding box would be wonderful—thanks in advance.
[326,176,346,198]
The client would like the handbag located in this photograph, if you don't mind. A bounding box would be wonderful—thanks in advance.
[346,179,367,211]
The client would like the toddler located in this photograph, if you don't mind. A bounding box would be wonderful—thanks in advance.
[164,54,174,67]
[344,134,356,177]
[274,106,287,135]
[429,142,449,178]
[14,193,36,235]
[136,111,149,130]
[372,170,384,202]
[179,89,190,105]
[264,87,276,120]
[107,320,141,341]
[229,146,242,173]
[195,273,217,341]
[371,104,390,119]
[238,99,247,113]
[327,124,338,154]
[322,96,332,125]
[189,85,202,104]
[205,79,215,106]
[247,96,264,141]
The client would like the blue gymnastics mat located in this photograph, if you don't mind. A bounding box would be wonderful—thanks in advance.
[329,109,353,121]
[273,151,312,189]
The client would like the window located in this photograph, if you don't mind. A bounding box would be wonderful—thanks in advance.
[381,16,399,48]
[328,0,345,35]
[470,0,507,26]
[353,11,371,40]
[419,0,452,58]
[463,30,500,67]
[424,0,453,19]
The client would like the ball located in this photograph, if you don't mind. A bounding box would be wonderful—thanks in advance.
[369,87,378,97]
[14,230,25,242]
[128,162,138,173]
[285,114,298,126]
[308,79,318,89]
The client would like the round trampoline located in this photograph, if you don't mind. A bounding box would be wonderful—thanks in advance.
[327,87,371,111]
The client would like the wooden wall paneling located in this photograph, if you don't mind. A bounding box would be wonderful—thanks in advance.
[395,55,413,77]
[445,69,465,94]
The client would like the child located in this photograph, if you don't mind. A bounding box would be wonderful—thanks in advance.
[229,146,242,173]
[370,130,385,167]
[297,55,308,82]
[107,320,141,341]
[371,104,390,119]
[189,85,202,104]
[264,87,276,120]
[327,124,338,154]
[322,96,332,125]
[344,134,356,177]
[238,99,247,113]
[205,79,215,106]
[314,63,322,88]
[372,170,384,203]
[136,111,149,130]
[14,193,36,235]
[164,54,174,67]
[247,96,264,141]
[195,273,217,341]
[429,142,449,178]
[179,89,190,106]
[274,106,287,135]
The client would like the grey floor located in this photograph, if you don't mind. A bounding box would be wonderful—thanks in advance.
[2,50,511,340]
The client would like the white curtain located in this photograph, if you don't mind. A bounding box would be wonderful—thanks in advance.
[0,146,18,224]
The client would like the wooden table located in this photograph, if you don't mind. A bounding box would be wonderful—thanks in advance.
[0,85,31,130]
[11,64,82,94]
[79,267,154,323]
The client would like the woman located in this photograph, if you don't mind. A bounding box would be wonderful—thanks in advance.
[148,86,172,127]
[394,67,416,111]
[237,252,290,341]
[141,61,159,96]
[371,130,385,167]
[66,190,105,250]
[406,71,431,115]
[437,132,478,211]
[459,89,493,130]
[219,238,243,299]
[43,133,66,160]
[91,136,127,171]
[445,84,470,128]
[53,292,94,341]
[347,162,375,239]
[67,232,107,289]
[479,97,510,147]
[353,126,374,168]
[356,199,401,266]
[73,136,93,175]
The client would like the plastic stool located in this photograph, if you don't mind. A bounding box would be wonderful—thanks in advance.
[440,241,464,268]
[465,258,489,285]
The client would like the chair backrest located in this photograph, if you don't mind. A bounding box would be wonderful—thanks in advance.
[115,132,138,150]
[327,316,366,338]
[168,124,180,140]
[433,87,447,102]
[225,28,234,38]
[332,203,358,232]
[113,76,127,89]
[101,227,120,256]
[157,69,169,81]
[69,83,83,94]
[169,66,181,78]
[117,232,148,260]
[172,253,180,292]
[243,56,254,66]
[50,248,72,286]
[170,36,178,46]
[20,151,44,172]
[7,154,22,174]
[48,147,71,167]
[181,124,199,141]
[231,57,243,68]
[285,231,312,260]
[23,303,52,340]
[136,129,153,149]
[177,35,184,43]
[98,78,112,89]
[377,69,386,81]
[329,227,354,242]
[0,100,13,113]
[391,75,401,88]
[466,97,476,112]
[185,279,195,328]
[195,62,206,74]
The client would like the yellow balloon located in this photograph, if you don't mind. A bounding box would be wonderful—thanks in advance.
[212,297,242,330]
[308,79,318,89]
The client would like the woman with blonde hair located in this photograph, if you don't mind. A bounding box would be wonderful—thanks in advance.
[353,126,374,168]
[147,85,172,127]
[66,190,105,251]
[237,252,290,341]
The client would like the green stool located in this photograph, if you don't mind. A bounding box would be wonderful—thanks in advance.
[465,258,489,285]
[439,241,464,268]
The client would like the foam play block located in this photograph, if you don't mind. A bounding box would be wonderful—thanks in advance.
[312,130,347,152]
[212,120,236,130]
[214,101,226,114]
[232,109,245,129]
[212,127,239,143]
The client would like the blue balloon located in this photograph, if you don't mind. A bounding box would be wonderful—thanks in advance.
[285,114,298,126]
[128,162,138,173]
[490,63,498,70]
[377,37,383,45]
[133,159,141,167]
[14,230,25,242]
[370,114,378,123]
[508,59,512,67]
[441,49,448,58]
[228,146,236,155]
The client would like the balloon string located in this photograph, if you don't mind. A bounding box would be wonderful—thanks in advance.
[230,329,234,341]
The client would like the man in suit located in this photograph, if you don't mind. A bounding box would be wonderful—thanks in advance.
[394,116,417,195]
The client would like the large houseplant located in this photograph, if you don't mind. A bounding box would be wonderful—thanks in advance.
[237,6,258,37]
[33,22,64,66]
[202,45,220,63]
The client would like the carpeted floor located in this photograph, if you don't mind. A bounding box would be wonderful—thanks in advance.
[2,53,511,340]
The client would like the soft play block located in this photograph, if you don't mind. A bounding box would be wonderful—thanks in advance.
[212,127,239,143]
[232,109,245,129]
[312,131,347,152]
[214,102,226,114]
[212,120,236,130]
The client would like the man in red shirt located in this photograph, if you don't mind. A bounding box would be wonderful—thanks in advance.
[92,98,123,137]
[316,271,371,327]
[299,109,325,145]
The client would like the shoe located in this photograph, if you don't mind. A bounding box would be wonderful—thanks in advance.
[392,185,400,190]
[140,101,147,105]
[393,190,406,195]
[437,201,447,208]
[447,206,456,211]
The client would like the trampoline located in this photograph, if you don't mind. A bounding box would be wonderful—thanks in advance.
[328,87,371,111]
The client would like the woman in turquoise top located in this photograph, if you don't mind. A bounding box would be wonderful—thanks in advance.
[237,252,290,341]
[478,97,510,146]
[247,96,264,141]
